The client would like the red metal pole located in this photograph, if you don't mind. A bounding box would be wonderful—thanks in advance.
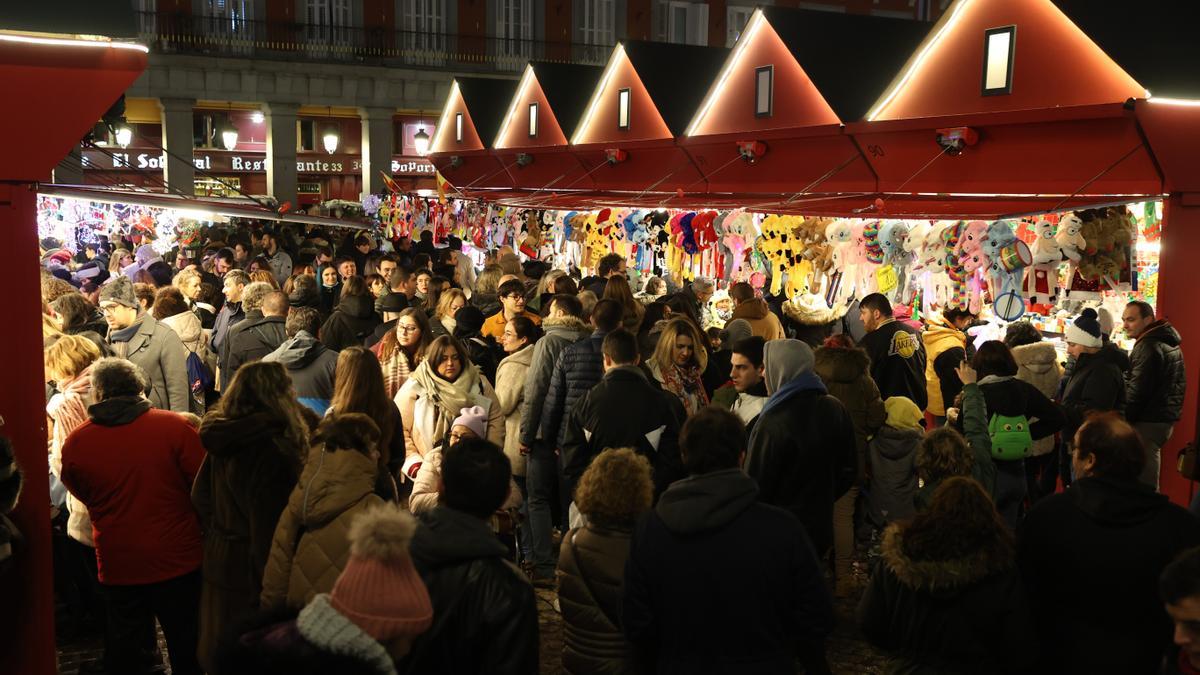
[0,182,56,674]
[1155,193,1199,507]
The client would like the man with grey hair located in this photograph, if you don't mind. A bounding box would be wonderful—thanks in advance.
[60,358,206,675]
[221,285,288,387]
[99,275,191,413]
[681,277,716,328]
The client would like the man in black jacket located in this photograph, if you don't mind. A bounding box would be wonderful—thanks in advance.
[541,299,624,454]
[1123,300,1187,489]
[859,293,928,411]
[624,407,833,674]
[1019,413,1200,674]
[562,329,684,500]
[746,339,857,559]
[400,438,538,675]
[222,286,288,388]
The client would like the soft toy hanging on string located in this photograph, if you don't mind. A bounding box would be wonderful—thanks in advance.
[759,214,794,296]
[825,219,859,302]
[721,210,755,280]
[942,221,971,311]
[982,221,1031,321]
[1024,219,1061,305]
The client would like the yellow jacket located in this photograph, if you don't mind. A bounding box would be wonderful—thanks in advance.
[922,317,967,416]
[480,310,542,340]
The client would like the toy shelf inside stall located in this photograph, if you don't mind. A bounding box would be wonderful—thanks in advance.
[378,193,1161,351]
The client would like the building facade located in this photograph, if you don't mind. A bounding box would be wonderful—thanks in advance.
[58,0,941,208]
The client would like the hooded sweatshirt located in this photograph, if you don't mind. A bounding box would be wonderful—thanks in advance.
[320,294,382,352]
[731,298,786,342]
[624,468,834,674]
[264,331,339,414]
[761,339,825,416]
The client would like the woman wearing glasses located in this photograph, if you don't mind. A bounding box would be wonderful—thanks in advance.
[395,335,505,487]
[372,307,432,399]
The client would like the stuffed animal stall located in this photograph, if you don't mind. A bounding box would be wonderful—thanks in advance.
[1024,219,1061,305]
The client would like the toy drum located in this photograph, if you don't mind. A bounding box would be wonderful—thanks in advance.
[999,240,1032,272]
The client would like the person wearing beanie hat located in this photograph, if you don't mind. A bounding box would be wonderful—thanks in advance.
[216,504,433,675]
[260,413,388,610]
[401,438,539,675]
[99,275,192,413]
[867,396,925,531]
[408,405,521,515]
[1061,308,1131,441]
[746,339,858,561]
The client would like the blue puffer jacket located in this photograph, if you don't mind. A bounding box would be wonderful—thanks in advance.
[541,330,609,448]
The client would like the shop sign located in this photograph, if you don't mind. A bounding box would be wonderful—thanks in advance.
[83,149,436,177]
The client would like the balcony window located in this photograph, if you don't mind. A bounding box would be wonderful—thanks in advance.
[400,0,448,64]
[306,0,353,48]
[202,0,255,54]
[576,0,615,50]
[496,0,533,61]
[657,0,708,46]
[726,5,753,47]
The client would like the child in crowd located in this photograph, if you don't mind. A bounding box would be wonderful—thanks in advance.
[866,396,924,530]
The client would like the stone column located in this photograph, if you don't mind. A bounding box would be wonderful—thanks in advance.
[360,106,395,198]
[159,97,196,195]
[265,102,300,208]
[53,145,85,185]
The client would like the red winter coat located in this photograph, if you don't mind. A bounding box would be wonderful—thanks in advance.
[60,397,206,585]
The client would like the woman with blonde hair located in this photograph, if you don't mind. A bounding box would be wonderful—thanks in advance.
[558,447,654,674]
[108,248,133,276]
[603,275,645,333]
[328,346,405,495]
[371,307,433,398]
[173,267,215,328]
[193,361,312,669]
[46,335,103,546]
[249,269,280,289]
[433,287,467,336]
[649,318,710,416]
[394,335,504,481]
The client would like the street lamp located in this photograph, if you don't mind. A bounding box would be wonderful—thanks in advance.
[322,125,339,154]
[219,117,239,151]
[114,119,133,148]
[413,126,430,156]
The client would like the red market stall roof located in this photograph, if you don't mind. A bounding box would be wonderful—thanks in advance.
[491,62,605,198]
[430,76,520,192]
[679,7,930,199]
[566,41,728,199]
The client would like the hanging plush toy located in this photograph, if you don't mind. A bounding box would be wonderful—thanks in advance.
[983,221,1030,321]
[722,210,755,280]
[941,221,971,311]
[758,214,792,296]
[1024,219,1061,305]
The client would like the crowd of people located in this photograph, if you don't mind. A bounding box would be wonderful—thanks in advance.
[20,220,1199,674]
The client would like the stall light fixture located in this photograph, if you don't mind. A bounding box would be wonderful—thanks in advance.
[866,0,975,121]
[529,103,538,138]
[431,80,461,151]
[449,156,463,169]
[755,65,774,117]
[981,26,1016,96]
[0,33,149,53]
[455,113,464,143]
[686,8,767,136]
[322,106,339,154]
[251,111,264,124]
[737,140,767,163]
[516,153,534,167]
[220,107,239,151]
[605,148,628,165]
[113,119,133,148]
[617,88,631,130]
[1146,96,1200,107]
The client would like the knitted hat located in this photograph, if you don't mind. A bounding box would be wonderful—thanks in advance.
[329,504,433,641]
[1065,308,1104,348]
[720,318,753,346]
[451,405,488,440]
[884,396,924,431]
[453,305,485,337]
[98,275,138,309]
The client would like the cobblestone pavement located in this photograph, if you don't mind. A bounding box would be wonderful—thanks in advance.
[58,584,888,674]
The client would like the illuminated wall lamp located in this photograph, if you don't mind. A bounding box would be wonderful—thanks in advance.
[605,148,628,165]
[737,140,767,164]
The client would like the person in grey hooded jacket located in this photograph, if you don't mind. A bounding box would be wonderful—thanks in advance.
[99,275,191,413]
[624,407,833,675]
[745,339,857,558]
[264,307,339,415]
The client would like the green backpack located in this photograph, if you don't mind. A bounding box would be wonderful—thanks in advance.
[988,414,1033,461]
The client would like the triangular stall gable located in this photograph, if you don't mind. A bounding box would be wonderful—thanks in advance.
[569,41,727,198]
[492,63,605,198]
[849,0,1160,203]
[429,77,519,191]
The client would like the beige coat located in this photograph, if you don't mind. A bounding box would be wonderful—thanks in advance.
[731,298,786,341]
[259,445,384,610]
[495,345,534,476]
[394,369,505,462]
[1012,341,1064,457]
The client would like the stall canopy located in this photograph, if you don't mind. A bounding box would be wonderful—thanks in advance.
[679,7,929,209]
[429,76,520,193]
[428,0,1200,219]
[489,62,605,202]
